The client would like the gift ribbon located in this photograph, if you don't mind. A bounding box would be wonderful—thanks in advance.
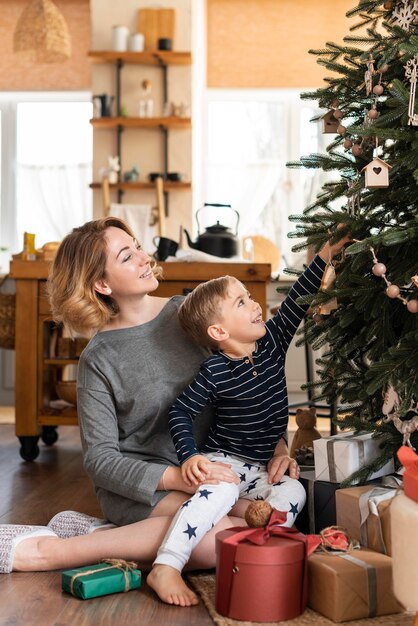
[337,553,377,617]
[69,558,139,596]
[326,433,363,482]
[217,510,321,616]
[358,483,399,552]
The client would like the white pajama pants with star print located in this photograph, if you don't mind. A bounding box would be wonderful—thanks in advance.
[153,452,306,572]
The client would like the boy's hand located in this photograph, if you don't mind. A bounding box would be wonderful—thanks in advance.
[181,454,212,486]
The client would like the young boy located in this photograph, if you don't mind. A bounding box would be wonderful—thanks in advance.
[147,239,347,606]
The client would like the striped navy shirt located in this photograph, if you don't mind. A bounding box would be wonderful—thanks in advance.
[169,255,327,465]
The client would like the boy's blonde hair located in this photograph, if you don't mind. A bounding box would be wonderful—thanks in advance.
[178,276,232,350]
[47,216,161,337]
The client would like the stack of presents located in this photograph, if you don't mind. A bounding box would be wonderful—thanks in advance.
[215,426,418,623]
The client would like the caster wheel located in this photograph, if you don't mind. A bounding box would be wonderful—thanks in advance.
[18,436,40,461]
[41,426,58,446]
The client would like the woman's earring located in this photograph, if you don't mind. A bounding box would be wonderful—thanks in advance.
[106,288,112,295]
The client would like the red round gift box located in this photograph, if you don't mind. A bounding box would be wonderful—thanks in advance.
[215,527,306,622]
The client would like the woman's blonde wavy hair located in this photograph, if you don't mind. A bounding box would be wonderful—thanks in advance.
[47,216,162,337]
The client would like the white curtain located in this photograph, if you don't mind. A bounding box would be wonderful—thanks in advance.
[16,162,92,247]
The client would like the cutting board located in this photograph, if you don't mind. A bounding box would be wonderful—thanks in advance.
[137,8,176,51]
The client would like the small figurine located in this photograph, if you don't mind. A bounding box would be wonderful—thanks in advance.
[99,155,120,184]
[290,407,322,459]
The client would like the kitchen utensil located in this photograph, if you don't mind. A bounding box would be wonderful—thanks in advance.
[183,203,240,258]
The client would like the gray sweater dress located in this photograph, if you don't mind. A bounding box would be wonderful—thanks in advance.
[77,296,212,525]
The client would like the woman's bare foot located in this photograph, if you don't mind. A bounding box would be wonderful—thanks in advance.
[147,564,199,606]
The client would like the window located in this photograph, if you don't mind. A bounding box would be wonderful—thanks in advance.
[200,89,327,271]
[0,92,92,272]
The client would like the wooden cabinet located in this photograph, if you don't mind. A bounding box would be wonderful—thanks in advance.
[88,50,192,205]
[10,259,270,461]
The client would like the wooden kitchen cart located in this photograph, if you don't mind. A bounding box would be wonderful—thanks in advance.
[10,259,271,460]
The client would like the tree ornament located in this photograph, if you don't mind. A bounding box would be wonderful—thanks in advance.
[318,262,338,315]
[345,179,362,216]
[368,105,379,119]
[383,387,418,450]
[343,138,353,149]
[372,262,387,276]
[364,244,417,311]
[337,124,346,135]
[386,284,401,298]
[351,144,363,156]
[333,109,344,120]
[383,0,394,8]
[362,156,392,188]
[321,110,340,133]
[392,0,418,31]
[373,84,384,96]
[405,55,418,126]
[380,63,390,73]
[364,54,375,96]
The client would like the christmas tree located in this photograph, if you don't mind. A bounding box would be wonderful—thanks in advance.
[287,0,418,483]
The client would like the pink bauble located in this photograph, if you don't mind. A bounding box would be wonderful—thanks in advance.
[372,262,387,276]
[373,85,384,96]
[333,109,343,120]
[407,300,418,313]
[352,144,363,156]
[386,284,400,298]
[343,138,352,149]
[337,125,346,135]
[368,108,379,119]
[380,64,389,73]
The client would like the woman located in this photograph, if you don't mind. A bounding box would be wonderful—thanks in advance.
[1,217,303,605]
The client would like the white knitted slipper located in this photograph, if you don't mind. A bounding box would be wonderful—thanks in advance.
[47,510,116,538]
[0,525,57,574]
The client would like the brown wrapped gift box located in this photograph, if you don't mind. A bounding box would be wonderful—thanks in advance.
[308,549,403,622]
[336,485,395,556]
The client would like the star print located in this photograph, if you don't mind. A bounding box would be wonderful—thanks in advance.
[254,495,264,500]
[243,463,255,470]
[245,478,259,494]
[199,489,212,499]
[273,480,285,487]
[239,473,246,482]
[289,502,299,517]
[183,524,198,539]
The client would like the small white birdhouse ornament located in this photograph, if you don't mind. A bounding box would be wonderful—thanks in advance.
[321,110,340,133]
[362,156,392,188]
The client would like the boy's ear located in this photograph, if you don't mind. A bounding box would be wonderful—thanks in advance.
[207,324,229,343]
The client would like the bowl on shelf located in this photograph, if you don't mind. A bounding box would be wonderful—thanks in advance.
[56,381,77,406]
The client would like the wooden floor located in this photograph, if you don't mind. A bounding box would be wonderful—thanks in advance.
[0,424,213,626]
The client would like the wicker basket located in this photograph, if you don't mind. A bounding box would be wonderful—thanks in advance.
[0,275,16,350]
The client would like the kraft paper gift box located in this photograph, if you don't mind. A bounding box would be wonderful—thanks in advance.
[308,548,403,622]
[215,510,320,622]
[296,470,339,534]
[62,559,141,599]
[336,479,400,555]
[313,431,395,484]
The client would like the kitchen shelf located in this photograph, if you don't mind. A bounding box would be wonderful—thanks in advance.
[89,49,192,208]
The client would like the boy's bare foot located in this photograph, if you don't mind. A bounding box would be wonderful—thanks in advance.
[147,564,199,606]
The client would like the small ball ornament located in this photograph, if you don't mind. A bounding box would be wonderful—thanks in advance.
[368,107,379,119]
[373,85,384,96]
[372,262,387,277]
[383,1,394,9]
[337,125,346,135]
[406,300,418,313]
[380,64,389,73]
[352,144,363,156]
[245,500,273,528]
[343,138,352,149]
[333,109,343,120]
[386,284,400,299]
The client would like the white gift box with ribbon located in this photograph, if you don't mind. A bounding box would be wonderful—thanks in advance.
[313,431,395,484]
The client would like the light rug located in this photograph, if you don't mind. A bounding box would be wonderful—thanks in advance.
[187,572,414,626]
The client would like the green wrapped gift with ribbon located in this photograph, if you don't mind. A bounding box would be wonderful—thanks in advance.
[62,558,141,599]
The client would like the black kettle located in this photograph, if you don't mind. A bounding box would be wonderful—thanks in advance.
[184,203,240,258]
